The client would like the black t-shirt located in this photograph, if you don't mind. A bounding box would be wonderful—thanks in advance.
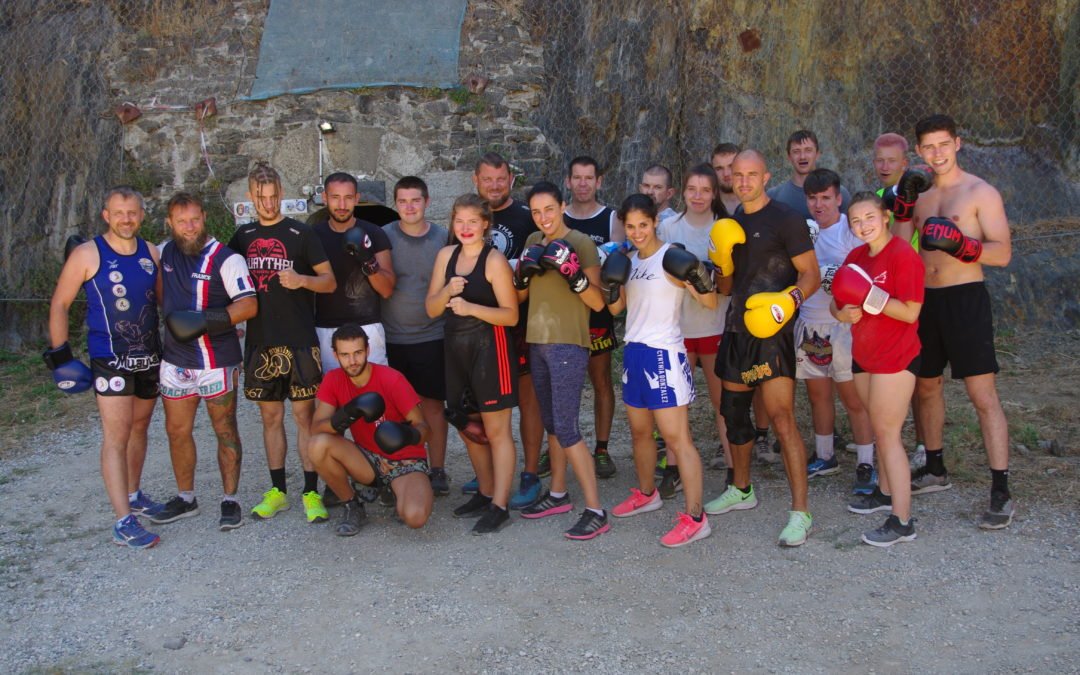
[490,200,537,261]
[726,200,813,334]
[311,219,392,328]
[228,217,328,347]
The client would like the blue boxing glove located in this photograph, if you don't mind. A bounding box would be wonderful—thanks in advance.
[43,342,92,394]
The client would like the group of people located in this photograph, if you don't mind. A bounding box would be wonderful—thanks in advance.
[45,112,1015,550]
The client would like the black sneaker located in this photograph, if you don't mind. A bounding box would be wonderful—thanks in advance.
[978,490,1015,530]
[861,514,917,547]
[148,496,200,524]
[564,510,610,540]
[453,492,492,519]
[378,485,396,508]
[910,466,952,495]
[357,485,379,503]
[428,468,450,496]
[537,451,552,478]
[594,448,617,479]
[219,500,242,531]
[848,488,893,514]
[658,467,683,500]
[336,500,368,537]
[471,504,510,535]
[322,485,342,509]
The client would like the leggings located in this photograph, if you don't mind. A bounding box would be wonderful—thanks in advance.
[529,342,590,448]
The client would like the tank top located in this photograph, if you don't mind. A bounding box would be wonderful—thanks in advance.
[84,235,160,368]
[624,243,685,352]
[443,244,498,334]
[564,205,615,245]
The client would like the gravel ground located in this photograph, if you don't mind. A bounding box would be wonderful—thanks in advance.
[2,394,1078,674]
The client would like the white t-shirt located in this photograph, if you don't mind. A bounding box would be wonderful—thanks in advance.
[657,213,728,338]
[800,214,863,324]
[625,243,685,352]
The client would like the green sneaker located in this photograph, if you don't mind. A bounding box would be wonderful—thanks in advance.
[778,510,812,547]
[302,491,329,523]
[251,487,290,520]
[704,484,758,515]
[537,451,552,478]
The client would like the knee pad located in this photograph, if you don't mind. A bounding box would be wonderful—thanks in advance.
[720,389,755,445]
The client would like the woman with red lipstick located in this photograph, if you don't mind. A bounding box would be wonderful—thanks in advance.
[426,194,519,535]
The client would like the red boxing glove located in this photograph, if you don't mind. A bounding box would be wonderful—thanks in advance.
[832,264,889,315]
[921,217,982,263]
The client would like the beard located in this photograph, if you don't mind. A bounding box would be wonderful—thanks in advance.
[176,231,209,256]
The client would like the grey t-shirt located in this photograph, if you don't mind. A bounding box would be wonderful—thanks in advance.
[766,179,851,218]
[380,221,448,344]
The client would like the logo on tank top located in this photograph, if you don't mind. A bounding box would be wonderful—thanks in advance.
[138,258,154,275]
[115,298,130,312]
[244,238,292,291]
[108,271,123,283]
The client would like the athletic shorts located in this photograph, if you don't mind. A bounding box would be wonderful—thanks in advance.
[387,340,446,401]
[684,334,722,356]
[317,323,387,372]
[243,344,322,402]
[716,329,796,386]
[854,355,921,377]
[621,342,695,410]
[159,360,238,400]
[444,326,518,413]
[794,318,853,382]
[356,443,429,488]
[917,282,999,379]
[91,358,160,399]
[514,300,531,376]
[588,307,617,356]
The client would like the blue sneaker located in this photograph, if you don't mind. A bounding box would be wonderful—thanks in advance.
[509,472,542,510]
[129,490,165,518]
[461,476,479,495]
[852,463,878,495]
[112,515,160,549]
[807,456,840,478]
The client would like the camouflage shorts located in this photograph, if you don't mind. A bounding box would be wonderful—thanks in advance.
[357,444,429,487]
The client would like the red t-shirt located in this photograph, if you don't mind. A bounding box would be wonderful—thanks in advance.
[316,365,426,460]
[842,236,925,374]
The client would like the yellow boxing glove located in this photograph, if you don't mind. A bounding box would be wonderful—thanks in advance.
[744,286,805,338]
[707,218,745,277]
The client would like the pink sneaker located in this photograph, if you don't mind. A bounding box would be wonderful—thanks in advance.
[611,487,663,518]
[660,512,712,548]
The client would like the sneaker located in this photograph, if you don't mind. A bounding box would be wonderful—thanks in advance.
[520,491,573,519]
[847,488,893,514]
[128,490,165,518]
[778,510,812,547]
[537,451,552,478]
[453,492,492,519]
[707,446,727,471]
[378,485,396,508]
[852,463,877,495]
[658,468,683,500]
[845,441,857,454]
[660,512,712,548]
[653,430,666,451]
[807,456,840,478]
[509,472,542,510]
[861,514,916,547]
[472,504,511,535]
[564,510,610,540]
[978,490,1016,530]
[219,500,243,531]
[112,514,160,549]
[461,476,479,495]
[910,443,927,470]
[654,452,668,479]
[594,448,617,479]
[357,486,379,503]
[322,485,342,509]
[428,468,451,496]
[704,484,758,515]
[755,435,781,464]
[336,500,367,536]
[910,467,952,495]
[251,487,290,519]
[303,491,329,523]
[611,487,663,518]
[148,496,200,524]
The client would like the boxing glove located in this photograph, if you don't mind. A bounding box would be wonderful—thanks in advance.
[819,264,840,296]
[445,407,490,445]
[662,246,715,294]
[331,391,386,434]
[165,309,232,343]
[832,264,889,315]
[708,218,745,277]
[540,239,589,294]
[600,249,631,304]
[42,342,92,394]
[744,286,805,338]
[514,244,546,290]
[64,235,87,261]
[921,217,983,263]
[374,420,422,455]
[344,226,379,276]
[883,165,934,222]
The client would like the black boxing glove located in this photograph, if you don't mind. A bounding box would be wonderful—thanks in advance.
[662,245,715,294]
[540,239,589,294]
[331,391,386,434]
[921,217,982,263]
[599,249,631,304]
[883,165,934,222]
[374,420,422,455]
[165,309,232,343]
[514,244,546,290]
[344,226,379,276]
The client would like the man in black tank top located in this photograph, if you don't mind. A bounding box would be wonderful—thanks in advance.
[563,156,625,479]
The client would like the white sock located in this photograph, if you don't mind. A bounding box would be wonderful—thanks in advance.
[128,491,140,502]
[587,507,605,517]
[815,434,834,461]
[178,491,195,503]
[222,494,238,504]
[856,443,875,466]
[550,490,567,499]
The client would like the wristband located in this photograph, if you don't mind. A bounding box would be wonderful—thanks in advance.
[43,342,74,370]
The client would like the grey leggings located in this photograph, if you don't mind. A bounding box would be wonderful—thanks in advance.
[529,342,590,448]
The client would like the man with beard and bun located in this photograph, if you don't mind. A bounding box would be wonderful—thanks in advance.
[711,142,742,216]
[229,162,337,525]
[767,130,851,218]
[152,193,258,530]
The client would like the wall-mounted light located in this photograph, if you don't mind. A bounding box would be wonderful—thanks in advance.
[318,121,335,134]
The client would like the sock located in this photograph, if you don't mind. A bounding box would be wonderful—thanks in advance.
[815,434,835,461]
[991,469,1010,497]
[587,507,605,517]
[178,491,195,504]
[550,490,567,499]
[303,471,319,494]
[270,468,287,493]
[896,517,910,526]
[594,440,608,453]
[754,427,768,441]
[856,443,875,466]
[737,483,752,495]
[128,491,140,502]
[222,494,238,504]
[726,468,735,486]
[117,515,130,526]
[925,449,945,475]
[691,512,704,523]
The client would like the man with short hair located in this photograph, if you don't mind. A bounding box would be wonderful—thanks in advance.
[767,130,851,217]
[711,142,742,216]
[228,162,337,524]
[46,186,164,548]
[151,193,258,530]
[639,164,678,222]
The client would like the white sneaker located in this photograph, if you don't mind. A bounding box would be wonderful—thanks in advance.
[910,443,927,471]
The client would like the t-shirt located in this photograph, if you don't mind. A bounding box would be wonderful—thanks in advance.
[625,243,684,352]
[657,206,679,223]
[524,228,600,348]
[800,214,862,324]
[657,213,728,338]
[767,180,852,218]
[228,217,328,347]
[316,365,426,460]
[727,200,814,334]
[160,237,255,369]
[312,219,392,328]
[842,236,925,374]
[380,221,447,344]
[490,200,537,262]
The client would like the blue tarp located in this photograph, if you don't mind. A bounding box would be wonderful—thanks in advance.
[244,0,468,100]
